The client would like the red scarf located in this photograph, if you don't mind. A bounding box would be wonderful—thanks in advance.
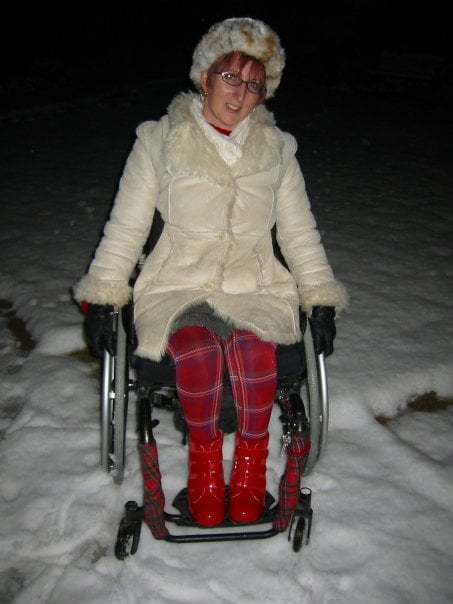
[209,123,232,137]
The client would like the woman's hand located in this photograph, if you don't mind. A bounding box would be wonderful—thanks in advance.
[309,306,336,357]
[82,303,116,357]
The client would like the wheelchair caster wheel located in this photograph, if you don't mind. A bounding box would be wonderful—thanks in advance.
[292,516,306,552]
[115,501,143,560]
[288,487,313,553]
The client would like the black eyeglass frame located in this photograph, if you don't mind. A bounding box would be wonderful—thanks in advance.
[213,71,267,96]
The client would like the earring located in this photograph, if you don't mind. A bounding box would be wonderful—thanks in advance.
[200,90,208,102]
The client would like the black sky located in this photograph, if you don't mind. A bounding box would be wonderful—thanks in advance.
[2,1,451,108]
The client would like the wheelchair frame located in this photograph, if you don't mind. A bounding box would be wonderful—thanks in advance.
[100,309,330,555]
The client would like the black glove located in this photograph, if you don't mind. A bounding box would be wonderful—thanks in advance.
[309,306,336,357]
[83,303,116,358]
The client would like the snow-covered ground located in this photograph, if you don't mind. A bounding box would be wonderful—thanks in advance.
[1,78,452,603]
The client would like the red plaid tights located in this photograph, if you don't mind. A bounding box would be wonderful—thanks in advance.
[167,326,277,443]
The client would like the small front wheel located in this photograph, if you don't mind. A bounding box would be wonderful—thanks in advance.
[292,516,306,552]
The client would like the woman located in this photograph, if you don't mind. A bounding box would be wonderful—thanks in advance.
[74,18,348,527]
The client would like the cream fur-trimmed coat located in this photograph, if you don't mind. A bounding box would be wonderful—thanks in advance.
[74,93,348,361]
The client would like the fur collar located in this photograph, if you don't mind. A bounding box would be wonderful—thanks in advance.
[162,93,284,186]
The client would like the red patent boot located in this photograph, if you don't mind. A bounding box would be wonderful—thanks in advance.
[229,433,269,523]
[188,433,225,527]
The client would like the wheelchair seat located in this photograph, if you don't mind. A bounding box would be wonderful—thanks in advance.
[133,338,307,389]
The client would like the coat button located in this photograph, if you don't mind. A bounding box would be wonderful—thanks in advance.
[202,282,213,291]
[218,231,228,241]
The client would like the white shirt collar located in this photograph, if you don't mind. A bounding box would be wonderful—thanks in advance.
[190,97,250,166]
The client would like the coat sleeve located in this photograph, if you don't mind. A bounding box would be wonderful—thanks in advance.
[73,121,161,306]
[275,134,348,313]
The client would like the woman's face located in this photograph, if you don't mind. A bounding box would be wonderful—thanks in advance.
[200,58,264,131]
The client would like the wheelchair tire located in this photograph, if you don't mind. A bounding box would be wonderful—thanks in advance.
[100,349,114,473]
[100,309,129,484]
[301,320,329,475]
[112,309,129,484]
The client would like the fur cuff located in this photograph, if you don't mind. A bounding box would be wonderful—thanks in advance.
[73,274,132,307]
[299,281,349,314]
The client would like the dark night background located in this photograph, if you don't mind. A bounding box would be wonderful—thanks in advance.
[1,0,452,112]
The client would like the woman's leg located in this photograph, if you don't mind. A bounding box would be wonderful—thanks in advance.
[224,329,276,440]
[224,329,277,522]
[167,325,223,442]
[167,325,225,526]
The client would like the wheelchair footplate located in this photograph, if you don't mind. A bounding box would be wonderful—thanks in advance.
[165,486,277,531]
[115,487,312,559]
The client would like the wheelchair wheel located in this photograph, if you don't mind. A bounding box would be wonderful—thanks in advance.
[100,349,114,474]
[301,320,329,475]
[292,516,306,553]
[100,308,129,484]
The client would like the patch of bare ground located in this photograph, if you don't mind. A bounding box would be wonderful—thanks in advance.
[376,391,453,425]
[69,347,101,377]
[0,299,36,353]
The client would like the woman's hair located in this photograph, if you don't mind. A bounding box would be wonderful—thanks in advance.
[206,51,266,95]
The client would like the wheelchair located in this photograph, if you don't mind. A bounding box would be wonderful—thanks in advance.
[98,218,329,557]
[100,304,329,558]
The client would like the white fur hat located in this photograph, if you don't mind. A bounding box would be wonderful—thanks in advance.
[190,17,285,99]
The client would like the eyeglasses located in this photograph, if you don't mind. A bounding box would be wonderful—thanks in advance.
[214,71,266,96]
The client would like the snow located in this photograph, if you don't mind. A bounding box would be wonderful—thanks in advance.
[1,78,452,603]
